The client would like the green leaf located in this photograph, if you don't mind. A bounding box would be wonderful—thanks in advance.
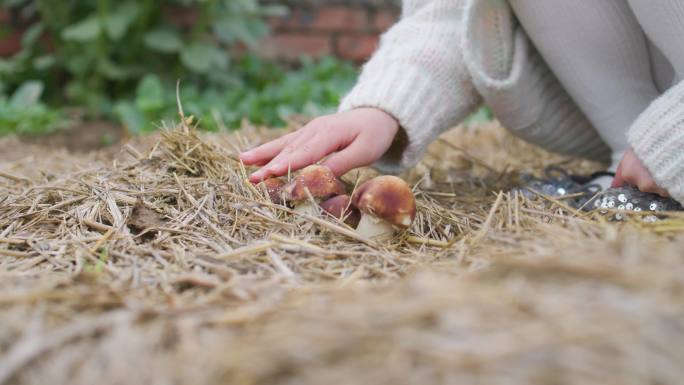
[0,97,64,136]
[104,2,140,41]
[32,55,56,70]
[143,28,183,53]
[0,58,15,75]
[10,81,44,109]
[63,52,95,76]
[464,106,493,125]
[3,0,29,7]
[64,81,86,102]
[135,74,164,112]
[61,17,101,42]
[98,59,132,80]
[114,101,146,134]
[180,43,229,73]
[211,18,239,44]
[212,17,267,47]
[259,4,289,17]
[21,23,45,47]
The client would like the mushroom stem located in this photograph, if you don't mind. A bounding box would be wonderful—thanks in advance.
[293,201,319,217]
[355,214,395,240]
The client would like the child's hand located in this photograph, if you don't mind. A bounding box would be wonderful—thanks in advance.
[612,148,670,197]
[240,108,399,183]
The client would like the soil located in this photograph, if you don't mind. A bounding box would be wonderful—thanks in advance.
[18,120,126,153]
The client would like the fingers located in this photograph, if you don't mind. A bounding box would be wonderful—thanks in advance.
[239,133,293,166]
[242,109,399,183]
[616,173,670,198]
[322,137,380,177]
[636,180,670,197]
[614,161,670,198]
[253,142,318,181]
[242,130,319,182]
[256,130,352,180]
[611,166,625,187]
[619,173,670,197]
[610,149,670,197]
[246,128,354,183]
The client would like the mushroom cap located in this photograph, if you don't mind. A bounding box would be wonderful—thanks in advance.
[282,165,345,203]
[352,176,416,228]
[258,178,286,203]
[321,194,361,227]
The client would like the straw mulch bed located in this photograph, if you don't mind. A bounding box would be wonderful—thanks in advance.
[1,118,684,385]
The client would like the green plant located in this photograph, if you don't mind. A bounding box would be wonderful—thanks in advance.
[464,106,493,125]
[0,80,66,135]
[0,0,363,135]
[115,54,358,133]
[0,0,284,118]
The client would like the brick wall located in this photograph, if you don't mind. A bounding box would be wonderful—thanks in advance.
[0,8,23,56]
[261,1,400,63]
[0,1,401,63]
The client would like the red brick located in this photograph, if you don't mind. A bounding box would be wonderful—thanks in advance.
[0,9,10,24]
[163,5,200,28]
[373,10,399,32]
[267,10,311,31]
[314,6,370,31]
[0,32,21,57]
[259,33,333,61]
[336,34,378,63]
[270,6,370,33]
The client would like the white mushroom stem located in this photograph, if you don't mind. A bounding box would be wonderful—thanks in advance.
[293,201,319,217]
[355,214,395,240]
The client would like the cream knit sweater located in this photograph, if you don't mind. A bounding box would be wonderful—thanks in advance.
[339,0,684,204]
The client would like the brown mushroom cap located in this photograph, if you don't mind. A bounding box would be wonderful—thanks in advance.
[258,178,286,203]
[282,165,345,203]
[352,176,416,228]
[321,194,361,227]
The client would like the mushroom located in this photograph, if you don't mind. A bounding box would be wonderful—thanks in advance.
[282,165,345,216]
[258,178,286,204]
[320,194,361,227]
[352,175,416,240]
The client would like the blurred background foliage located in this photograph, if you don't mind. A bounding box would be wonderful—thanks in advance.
[0,0,359,135]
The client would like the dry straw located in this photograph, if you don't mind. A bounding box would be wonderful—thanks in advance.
[1,117,684,385]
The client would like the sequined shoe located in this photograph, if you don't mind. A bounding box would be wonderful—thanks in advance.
[516,166,683,220]
[515,166,608,210]
[589,185,683,222]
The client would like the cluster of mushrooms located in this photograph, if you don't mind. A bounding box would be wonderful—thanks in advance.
[258,165,416,240]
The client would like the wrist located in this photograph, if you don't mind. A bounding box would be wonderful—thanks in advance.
[355,107,400,136]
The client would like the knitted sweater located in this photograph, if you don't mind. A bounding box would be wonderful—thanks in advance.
[339,0,684,204]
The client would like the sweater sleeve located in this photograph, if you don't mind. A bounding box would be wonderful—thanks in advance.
[338,0,482,174]
[628,79,684,204]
